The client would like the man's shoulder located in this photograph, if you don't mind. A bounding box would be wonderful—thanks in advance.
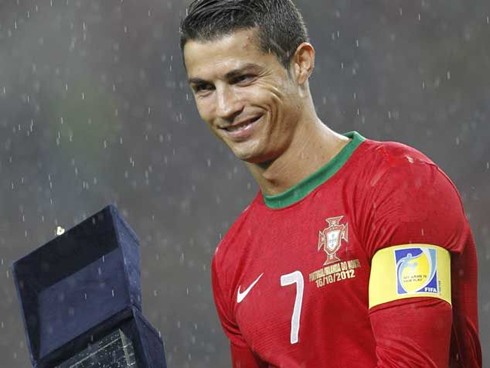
[355,136,469,257]
[361,136,435,168]
[352,136,440,188]
[212,193,262,266]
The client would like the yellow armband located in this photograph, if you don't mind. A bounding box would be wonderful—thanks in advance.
[369,244,451,309]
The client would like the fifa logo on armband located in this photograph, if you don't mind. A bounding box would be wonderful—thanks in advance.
[394,247,439,295]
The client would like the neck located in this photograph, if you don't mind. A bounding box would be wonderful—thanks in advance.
[246,110,350,196]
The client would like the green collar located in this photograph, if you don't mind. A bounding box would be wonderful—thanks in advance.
[263,131,365,209]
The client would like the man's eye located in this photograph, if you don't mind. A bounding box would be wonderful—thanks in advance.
[194,84,213,93]
[233,74,255,84]
[192,84,214,96]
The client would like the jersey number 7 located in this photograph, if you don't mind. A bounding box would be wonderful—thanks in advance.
[280,271,304,344]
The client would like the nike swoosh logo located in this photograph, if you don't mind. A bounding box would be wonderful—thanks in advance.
[237,273,264,303]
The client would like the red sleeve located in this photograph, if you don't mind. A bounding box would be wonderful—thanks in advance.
[362,155,468,259]
[370,298,452,367]
[361,154,481,367]
[230,343,267,368]
[211,255,264,368]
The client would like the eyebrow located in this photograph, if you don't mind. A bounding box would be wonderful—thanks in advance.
[188,63,262,85]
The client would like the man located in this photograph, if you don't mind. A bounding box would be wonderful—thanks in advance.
[180,0,482,366]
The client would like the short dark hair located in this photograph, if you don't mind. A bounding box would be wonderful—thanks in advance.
[180,0,309,69]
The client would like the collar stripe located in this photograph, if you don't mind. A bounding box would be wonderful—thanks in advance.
[263,131,365,209]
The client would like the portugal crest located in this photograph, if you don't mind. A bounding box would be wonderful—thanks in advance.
[318,216,349,265]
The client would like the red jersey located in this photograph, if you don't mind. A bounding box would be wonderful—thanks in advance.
[211,132,481,367]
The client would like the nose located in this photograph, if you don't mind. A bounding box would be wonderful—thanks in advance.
[216,85,244,122]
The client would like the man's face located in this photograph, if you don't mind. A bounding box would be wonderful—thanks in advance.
[184,28,303,164]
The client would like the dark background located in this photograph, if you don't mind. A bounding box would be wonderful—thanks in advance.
[0,0,488,366]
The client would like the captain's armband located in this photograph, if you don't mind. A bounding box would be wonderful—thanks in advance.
[368,244,451,309]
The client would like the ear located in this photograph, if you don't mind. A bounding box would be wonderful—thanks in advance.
[291,42,315,85]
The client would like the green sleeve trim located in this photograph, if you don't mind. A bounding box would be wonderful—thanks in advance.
[263,131,365,209]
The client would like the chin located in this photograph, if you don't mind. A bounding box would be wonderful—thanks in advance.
[232,147,273,165]
[231,147,260,163]
[226,138,274,164]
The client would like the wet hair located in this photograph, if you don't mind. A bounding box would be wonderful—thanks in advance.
[180,0,309,69]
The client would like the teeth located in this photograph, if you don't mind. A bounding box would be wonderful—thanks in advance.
[226,117,259,132]
[227,121,253,132]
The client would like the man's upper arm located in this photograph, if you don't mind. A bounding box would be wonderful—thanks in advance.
[369,297,452,367]
[212,256,264,367]
[230,343,266,368]
[368,244,453,367]
[362,158,479,367]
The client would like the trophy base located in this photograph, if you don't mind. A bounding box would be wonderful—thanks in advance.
[56,329,138,368]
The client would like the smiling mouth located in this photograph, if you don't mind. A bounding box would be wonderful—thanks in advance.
[223,116,262,132]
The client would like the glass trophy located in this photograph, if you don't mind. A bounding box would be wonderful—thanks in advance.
[56,329,138,368]
[13,205,167,368]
